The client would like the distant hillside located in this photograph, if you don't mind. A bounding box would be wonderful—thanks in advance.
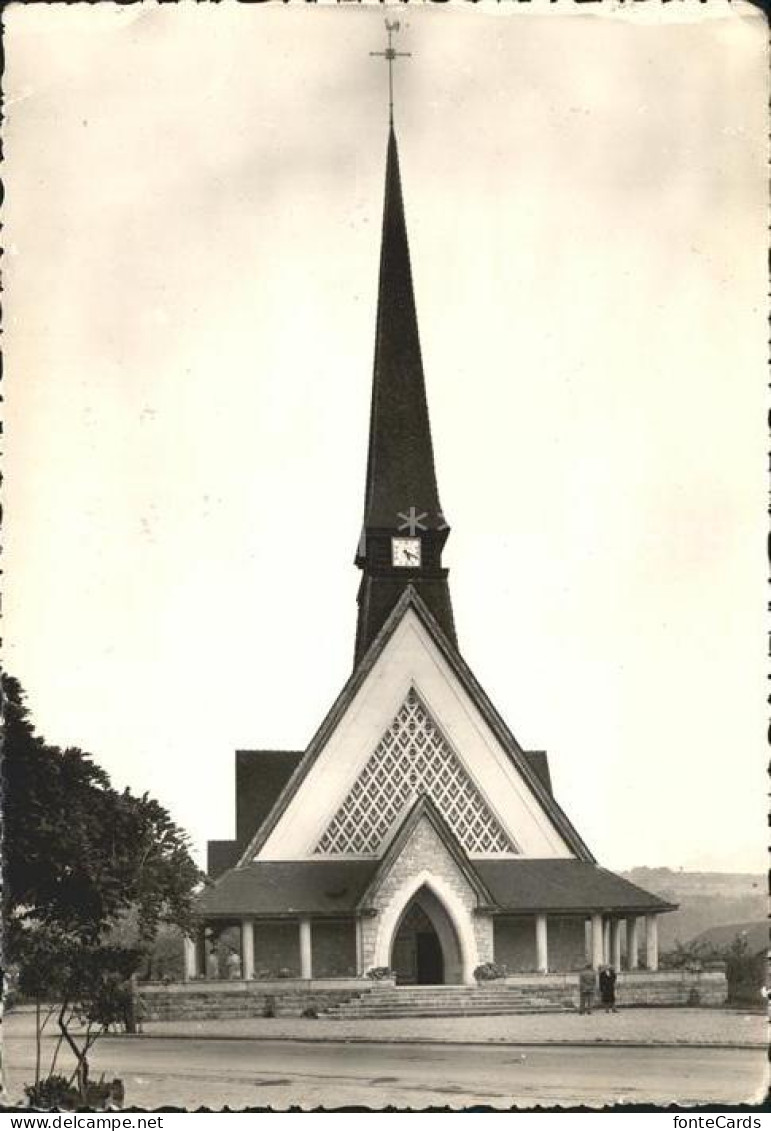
[690,920,768,955]
[620,868,766,951]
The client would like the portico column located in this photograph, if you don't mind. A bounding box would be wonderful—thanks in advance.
[241,918,255,981]
[602,917,611,964]
[299,917,313,980]
[626,917,639,970]
[610,919,622,971]
[535,914,548,973]
[355,918,363,976]
[591,913,603,970]
[645,914,659,972]
[183,933,198,982]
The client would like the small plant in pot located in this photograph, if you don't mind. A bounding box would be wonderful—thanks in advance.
[474,962,507,982]
[365,967,394,981]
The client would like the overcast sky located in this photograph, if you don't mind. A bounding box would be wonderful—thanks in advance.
[5,1,766,874]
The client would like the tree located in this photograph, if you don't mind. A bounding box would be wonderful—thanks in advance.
[2,675,204,1103]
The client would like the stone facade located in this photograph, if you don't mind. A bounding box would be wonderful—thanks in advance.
[546,916,587,971]
[494,917,537,972]
[253,921,301,979]
[311,920,357,978]
[360,814,486,982]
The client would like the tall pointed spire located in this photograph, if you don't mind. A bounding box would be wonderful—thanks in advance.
[362,126,444,535]
[354,113,456,665]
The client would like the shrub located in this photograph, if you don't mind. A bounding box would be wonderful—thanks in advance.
[301,1006,318,1019]
[474,962,507,982]
[661,934,766,1006]
[25,1075,79,1110]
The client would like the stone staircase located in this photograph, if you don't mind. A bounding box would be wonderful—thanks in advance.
[323,982,577,1019]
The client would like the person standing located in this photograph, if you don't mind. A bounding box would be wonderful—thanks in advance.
[578,964,597,1014]
[206,948,219,980]
[599,964,618,1013]
[226,947,242,980]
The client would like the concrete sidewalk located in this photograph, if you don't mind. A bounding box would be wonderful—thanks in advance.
[108,1007,768,1049]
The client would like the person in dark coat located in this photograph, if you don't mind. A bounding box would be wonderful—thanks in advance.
[578,964,597,1014]
[599,964,618,1012]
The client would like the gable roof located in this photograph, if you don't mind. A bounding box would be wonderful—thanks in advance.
[523,751,552,795]
[197,859,376,917]
[238,586,594,866]
[196,857,674,918]
[235,749,302,847]
[357,794,497,911]
[478,860,676,915]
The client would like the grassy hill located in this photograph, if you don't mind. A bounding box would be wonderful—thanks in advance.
[620,868,766,952]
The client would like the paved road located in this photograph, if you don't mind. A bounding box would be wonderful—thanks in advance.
[5,1036,768,1109]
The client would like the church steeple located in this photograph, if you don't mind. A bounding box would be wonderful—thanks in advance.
[354,120,456,665]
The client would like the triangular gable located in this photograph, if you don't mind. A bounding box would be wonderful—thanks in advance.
[240,587,594,864]
[356,794,497,911]
[316,686,519,858]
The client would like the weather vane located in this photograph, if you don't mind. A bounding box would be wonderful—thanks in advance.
[369,19,411,125]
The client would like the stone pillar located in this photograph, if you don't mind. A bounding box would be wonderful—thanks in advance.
[183,934,198,982]
[591,913,603,970]
[299,917,313,980]
[535,914,549,973]
[610,919,622,971]
[241,918,255,981]
[602,917,611,964]
[626,916,639,970]
[645,914,659,972]
[355,918,363,977]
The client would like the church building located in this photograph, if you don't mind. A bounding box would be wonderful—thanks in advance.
[191,53,674,994]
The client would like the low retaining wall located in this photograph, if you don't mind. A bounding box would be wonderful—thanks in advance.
[618,970,727,1008]
[140,978,373,1020]
[139,970,726,1020]
[501,971,727,1008]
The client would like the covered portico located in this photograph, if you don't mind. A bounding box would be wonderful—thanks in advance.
[183,915,354,982]
[492,909,660,974]
[188,838,673,986]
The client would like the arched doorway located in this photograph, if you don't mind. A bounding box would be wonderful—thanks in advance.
[388,884,463,985]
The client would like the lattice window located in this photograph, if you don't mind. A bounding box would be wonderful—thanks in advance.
[315,687,517,856]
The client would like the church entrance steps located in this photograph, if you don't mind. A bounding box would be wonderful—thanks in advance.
[322,983,577,1019]
[140,971,727,1021]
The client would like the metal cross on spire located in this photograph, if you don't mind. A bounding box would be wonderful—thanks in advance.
[369,19,411,125]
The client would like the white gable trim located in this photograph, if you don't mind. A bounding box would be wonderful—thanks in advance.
[256,607,574,861]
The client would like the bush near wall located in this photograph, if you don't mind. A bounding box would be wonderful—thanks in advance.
[661,935,765,1006]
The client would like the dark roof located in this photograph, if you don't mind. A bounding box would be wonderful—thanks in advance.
[360,126,444,536]
[523,751,552,795]
[477,860,676,914]
[197,860,377,917]
[238,587,595,866]
[235,750,302,848]
[207,840,242,879]
[196,857,674,918]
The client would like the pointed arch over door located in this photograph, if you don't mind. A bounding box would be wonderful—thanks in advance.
[373,870,479,985]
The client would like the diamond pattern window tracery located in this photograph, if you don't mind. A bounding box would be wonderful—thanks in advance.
[314,687,517,856]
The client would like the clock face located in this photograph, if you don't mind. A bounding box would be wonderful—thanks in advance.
[392,537,422,568]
